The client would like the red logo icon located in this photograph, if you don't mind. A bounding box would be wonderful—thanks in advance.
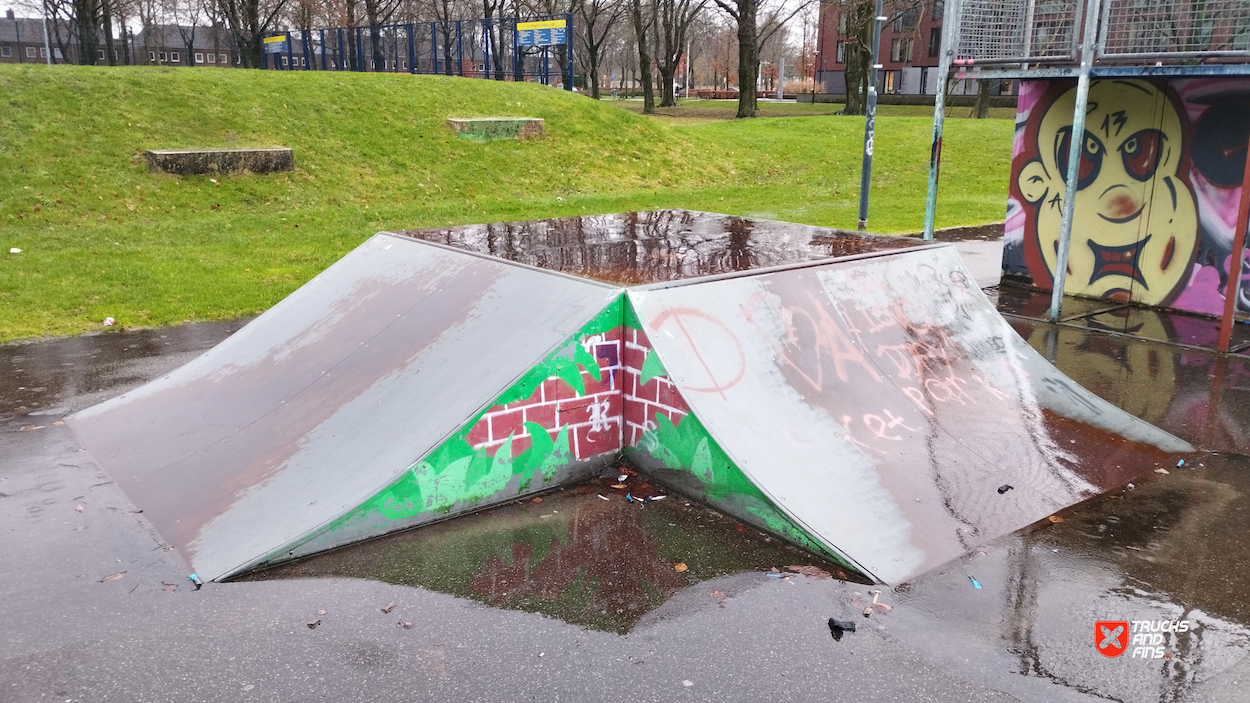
[1097,620,1129,657]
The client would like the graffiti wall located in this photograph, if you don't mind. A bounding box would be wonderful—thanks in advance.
[1004,78,1250,316]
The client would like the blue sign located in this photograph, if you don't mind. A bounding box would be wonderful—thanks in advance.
[516,20,566,47]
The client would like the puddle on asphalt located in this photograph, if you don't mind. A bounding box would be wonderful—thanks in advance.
[242,473,857,634]
[891,450,1250,701]
[395,210,918,286]
[0,319,250,418]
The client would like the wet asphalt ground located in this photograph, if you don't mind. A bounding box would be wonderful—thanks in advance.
[3,294,1250,702]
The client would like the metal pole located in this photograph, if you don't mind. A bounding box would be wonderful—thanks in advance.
[287,32,293,70]
[431,23,438,74]
[320,30,327,70]
[408,24,415,74]
[42,4,52,65]
[1048,0,1102,321]
[922,0,962,240]
[457,20,463,76]
[1217,150,1250,352]
[513,20,520,81]
[565,12,574,90]
[856,0,885,230]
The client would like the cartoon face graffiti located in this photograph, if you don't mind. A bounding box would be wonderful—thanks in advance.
[1015,80,1199,305]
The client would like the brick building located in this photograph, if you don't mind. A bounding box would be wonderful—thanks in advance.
[132,25,237,67]
[1,11,77,64]
[815,0,1012,96]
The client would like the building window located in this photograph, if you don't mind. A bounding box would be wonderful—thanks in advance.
[97,49,105,59]
[890,37,913,63]
[929,28,941,56]
[280,56,288,66]
[159,51,167,62]
[836,40,846,63]
[149,51,156,61]
[883,70,897,93]
[838,10,846,34]
[39,47,47,58]
[933,0,945,20]
[171,52,179,62]
[26,46,35,58]
[2,46,11,57]
[195,52,203,63]
[207,52,216,63]
[893,8,917,32]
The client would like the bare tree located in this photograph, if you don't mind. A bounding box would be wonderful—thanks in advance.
[169,0,203,66]
[653,0,703,105]
[576,0,624,97]
[842,0,922,115]
[216,0,289,67]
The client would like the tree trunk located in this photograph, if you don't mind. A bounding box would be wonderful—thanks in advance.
[658,64,675,106]
[972,79,991,118]
[632,0,654,114]
[735,0,757,118]
[76,0,101,65]
[589,50,600,98]
[102,0,116,65]
[443,27,455,75]
[346,0,359,70]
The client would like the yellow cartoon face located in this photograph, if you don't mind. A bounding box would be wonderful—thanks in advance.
[1017,80,1198,305]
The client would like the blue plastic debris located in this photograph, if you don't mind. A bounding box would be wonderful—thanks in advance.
[626,493,634,503]
[188,574,203,590]
[1176,459,1185,468]
[968,576,983,589]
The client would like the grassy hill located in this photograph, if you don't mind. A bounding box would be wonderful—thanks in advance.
[0,65,1013,341]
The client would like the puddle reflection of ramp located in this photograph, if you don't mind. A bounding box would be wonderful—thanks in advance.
[66,214,1193,586]
[629,246,1193,583]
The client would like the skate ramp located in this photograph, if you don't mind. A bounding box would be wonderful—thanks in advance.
[628,246,1192,583]
[67,234,620,581]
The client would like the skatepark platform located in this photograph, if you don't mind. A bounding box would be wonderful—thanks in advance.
[66,211,1193,584]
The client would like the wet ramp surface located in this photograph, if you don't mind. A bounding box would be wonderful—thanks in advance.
[66,234,619,580]
[628,246,1191,583]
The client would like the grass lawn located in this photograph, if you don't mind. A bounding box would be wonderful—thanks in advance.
[0,65,1014,341]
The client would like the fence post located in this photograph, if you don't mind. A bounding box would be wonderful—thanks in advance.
[565,12,573,90]
[356,27,364,71]
[303,30,312,69]
[457,20,464,76]
[337,28,344,69]
[513,19,520,81]
[431,23,438,74]
[408,24,416,73]
[542,45,549,85]
[320,30,327,70]
[483,19,491,78]
[287,32,294,71]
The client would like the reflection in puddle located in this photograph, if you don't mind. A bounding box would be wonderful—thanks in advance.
[396,210,918,286]
[244,475,855,633]
[894,452,1250,702]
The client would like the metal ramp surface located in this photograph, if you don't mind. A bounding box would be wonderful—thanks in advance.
[627,246,1192,583]
[66,217,1193,586]
[68,234,619,581]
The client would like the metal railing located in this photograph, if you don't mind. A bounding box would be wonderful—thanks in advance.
[261,15,575,88]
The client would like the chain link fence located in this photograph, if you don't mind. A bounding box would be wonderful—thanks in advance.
[952,0,1250,63]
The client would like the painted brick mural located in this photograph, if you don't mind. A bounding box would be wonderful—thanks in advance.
[466,328,624,461]
[621,325,690,448]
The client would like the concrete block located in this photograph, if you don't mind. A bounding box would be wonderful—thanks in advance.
[446,117,545,141]
[144,147,295,175]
